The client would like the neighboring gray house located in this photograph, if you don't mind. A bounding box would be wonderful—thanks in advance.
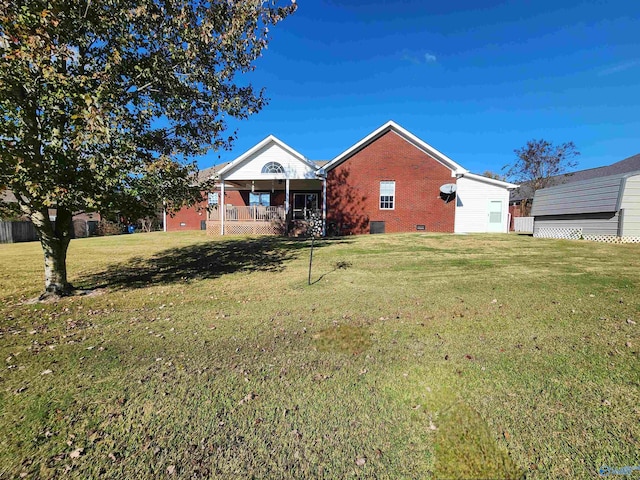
[531,170,640,241]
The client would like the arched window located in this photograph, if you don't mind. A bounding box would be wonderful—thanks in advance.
[261,162,285,174]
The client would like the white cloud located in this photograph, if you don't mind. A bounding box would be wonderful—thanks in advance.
[402,50,437,65]
[424,53,437,63]
[598,59,639,76]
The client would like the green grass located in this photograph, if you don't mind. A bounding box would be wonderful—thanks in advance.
[0,231,638,478]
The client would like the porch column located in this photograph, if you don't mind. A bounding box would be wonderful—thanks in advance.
[220,180,225,235]
[163,200,167,232]
[322,176,327,236]
[285,178,290,215]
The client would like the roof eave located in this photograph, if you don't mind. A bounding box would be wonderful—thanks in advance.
[217,135,316,179]
[458,172,519,189]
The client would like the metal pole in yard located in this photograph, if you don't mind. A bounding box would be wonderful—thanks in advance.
[308,235,314,286]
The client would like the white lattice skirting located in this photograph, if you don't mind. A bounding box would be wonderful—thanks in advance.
[582,234,640,244]
[535,227,640,243]
[535,227,583,240]
[206,221,284,236]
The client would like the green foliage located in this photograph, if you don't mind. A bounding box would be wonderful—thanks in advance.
[0,0,295,292]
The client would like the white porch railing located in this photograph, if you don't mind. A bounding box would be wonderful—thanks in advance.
[208,205,286,222]
[514,216,534,233]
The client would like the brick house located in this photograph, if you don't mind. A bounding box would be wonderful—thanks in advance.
[164,164,227,232]
[168,121,518,236]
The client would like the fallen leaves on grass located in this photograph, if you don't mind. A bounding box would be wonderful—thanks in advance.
[239,392,257,405]
[69,448,83,459]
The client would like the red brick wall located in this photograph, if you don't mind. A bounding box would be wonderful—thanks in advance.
[508,204,519,231]
[166,190,247,231]
[166,199,208,231]
[326,131,456,235]
[508,201,531,230]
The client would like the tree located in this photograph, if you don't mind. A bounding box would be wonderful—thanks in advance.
[505,139,580,192]
[481,170,506,181]
[503,139,580,214]
[0,0,296,298]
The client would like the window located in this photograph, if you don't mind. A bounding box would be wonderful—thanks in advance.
[380,181,395,209]
[261,162,285,174]
[249,192,270,206]
[293,193,318,219]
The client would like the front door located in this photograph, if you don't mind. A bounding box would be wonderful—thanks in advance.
[488,200,504,232]
[293,193,318,219]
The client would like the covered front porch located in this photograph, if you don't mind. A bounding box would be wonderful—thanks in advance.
[204,135,326,236]
[205,178,324,236]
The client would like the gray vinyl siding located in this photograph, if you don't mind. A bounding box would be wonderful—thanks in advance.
[533,212,620,236]
[620,174,640,236]
[531,174,625,216]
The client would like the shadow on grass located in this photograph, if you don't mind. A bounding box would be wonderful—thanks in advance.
[82,237,351,290]
[310,260,352,285]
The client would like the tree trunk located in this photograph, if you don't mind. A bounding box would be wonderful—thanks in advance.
[30,207,74,298]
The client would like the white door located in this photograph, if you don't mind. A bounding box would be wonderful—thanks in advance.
[488,200,504,232]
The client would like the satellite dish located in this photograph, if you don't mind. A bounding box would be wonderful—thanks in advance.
[440,183,457,195]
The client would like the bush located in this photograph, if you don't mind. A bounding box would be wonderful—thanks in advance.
[96,220,122,236]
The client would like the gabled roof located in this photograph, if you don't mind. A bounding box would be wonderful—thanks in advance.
[457,172,519,189]
[215,135,318,178]
[320,121,468,176]
[511,153,640,202]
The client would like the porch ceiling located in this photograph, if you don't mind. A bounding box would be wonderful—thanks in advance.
[220,179,322,191]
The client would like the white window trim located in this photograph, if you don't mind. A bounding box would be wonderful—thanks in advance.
[380,180,395,210]
[249,191,271,206]
[261,162,285,174]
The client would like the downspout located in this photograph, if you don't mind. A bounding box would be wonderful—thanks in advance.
[454,172,464,234]
[220,180,225,235]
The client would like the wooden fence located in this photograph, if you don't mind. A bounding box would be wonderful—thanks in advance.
[0,219,100,243]
[0,221,39,243]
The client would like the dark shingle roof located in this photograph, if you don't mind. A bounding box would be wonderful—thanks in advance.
[510,153,640,202]
[196,162,231,183]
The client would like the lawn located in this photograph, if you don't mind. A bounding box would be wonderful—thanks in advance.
[0,231,638,479]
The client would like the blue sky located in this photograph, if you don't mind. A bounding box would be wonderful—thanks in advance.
[201,0,639,177]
